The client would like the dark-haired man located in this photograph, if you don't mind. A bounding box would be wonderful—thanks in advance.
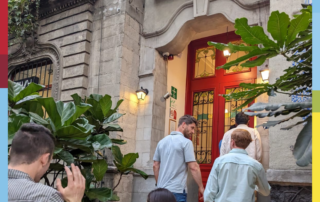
[220,112,262,162]
[153,115,204,202]
[8,123,85,202]
[203,129,270,202]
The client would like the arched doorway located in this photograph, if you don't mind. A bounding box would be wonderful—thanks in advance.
[185,31,257,190]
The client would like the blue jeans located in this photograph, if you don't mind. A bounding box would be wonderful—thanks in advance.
[172,190,187,202]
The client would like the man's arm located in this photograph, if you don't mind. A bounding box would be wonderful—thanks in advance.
[153,161,160,184]
[188,162,204,195]
[254,129,262,162]
[203,162,219,202]
[255,167,271,196]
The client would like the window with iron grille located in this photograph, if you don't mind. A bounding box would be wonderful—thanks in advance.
[9,59,53,98]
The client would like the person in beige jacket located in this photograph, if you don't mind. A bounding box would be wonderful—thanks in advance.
[220,112,262,162]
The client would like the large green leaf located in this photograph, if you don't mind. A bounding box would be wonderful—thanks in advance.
[71,93,83,105]
[112,145,123,164]
[87,98,104,122]
[55,125,93,139]
[89,134,112,151]
[81,168,94,190]
[89,94,103,102]
[127,168,148,180]
[267,11,290,48]
[207,41,258,53]
[286,11,311,45]
[113,99,124,112]
[293,118,312,167]
[86,188,112,202]
[103,113,124,124]
[103,124,123,132]
[59,138,93,153]
[8,114,30,144]
[8,80,23,102]
[29,112,49,125]
[15,100,44,117]
[37,97,62,129]
[62,103,92,126]
[16,95,41,105]
[79,154,98,162]
[111,138,127,145]
[216,49,276,70]
[56,150,74,165]
[13,82,44,102]
[109,193,120,201]
[234,18,277,47]
[122,153,139,168]
[92,159,108,181]
[99,95,112,117]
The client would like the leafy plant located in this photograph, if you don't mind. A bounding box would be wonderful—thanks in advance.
[208,5,312,166]
[8,80,148,201]
[8,0,40,43]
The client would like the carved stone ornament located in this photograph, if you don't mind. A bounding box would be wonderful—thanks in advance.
[8,39,62,101]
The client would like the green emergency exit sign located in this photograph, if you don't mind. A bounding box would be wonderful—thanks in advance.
[171,86,177,99]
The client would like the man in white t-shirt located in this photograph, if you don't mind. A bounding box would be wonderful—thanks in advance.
[220,112,262,162]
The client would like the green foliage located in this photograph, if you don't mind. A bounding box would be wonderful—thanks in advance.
[8,81,147,201]
[208,5,312,167]
[8,0,40,43]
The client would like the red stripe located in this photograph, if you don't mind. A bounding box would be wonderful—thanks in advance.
[0,0,8,88]
[0,55,8,88]
[0,0,8,55]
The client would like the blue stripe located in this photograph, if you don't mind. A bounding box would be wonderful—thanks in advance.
[0,89,8,201]
[314,13,320,90]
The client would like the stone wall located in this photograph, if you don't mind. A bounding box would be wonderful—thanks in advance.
[38,3,94,102]
[270,185,312,202]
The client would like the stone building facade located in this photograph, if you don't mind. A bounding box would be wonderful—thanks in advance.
[8,0,311,201]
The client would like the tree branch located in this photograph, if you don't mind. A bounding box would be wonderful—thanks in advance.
[112,174,122,191]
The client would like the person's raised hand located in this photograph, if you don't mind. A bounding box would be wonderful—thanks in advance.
[56,163,85,202]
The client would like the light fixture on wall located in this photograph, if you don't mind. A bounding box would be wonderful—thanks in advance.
[260,64,270,82]
[223,26,231,59]
[136,87,149,100]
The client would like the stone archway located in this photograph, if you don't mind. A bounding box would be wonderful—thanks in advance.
[8,41,63,101]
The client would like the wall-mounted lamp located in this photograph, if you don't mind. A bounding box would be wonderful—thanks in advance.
[260,65,270,82]
[223,26,231,60]
[136,87,149,100]
[223,50,231,58]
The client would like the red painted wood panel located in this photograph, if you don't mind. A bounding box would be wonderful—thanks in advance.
[185,32,257,200]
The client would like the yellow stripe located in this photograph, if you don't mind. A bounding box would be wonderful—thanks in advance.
[313,113,319,201]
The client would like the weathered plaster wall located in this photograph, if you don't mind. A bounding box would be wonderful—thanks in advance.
[164,47,188,137]
[268,0,311,171]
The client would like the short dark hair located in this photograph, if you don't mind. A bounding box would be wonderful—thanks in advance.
[147,188,177,202]
[10,123,55,165]
[231,129,253,149]
[178,115,198,127]
[229,124,237,130]
[235,112,249,125]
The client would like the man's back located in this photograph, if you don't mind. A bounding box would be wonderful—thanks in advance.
[204,149,270,202]
[220,124,262,161]
[153,131,195,193]
[8,169,63,202]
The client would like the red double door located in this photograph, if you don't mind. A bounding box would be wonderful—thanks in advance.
[184,32,256,193]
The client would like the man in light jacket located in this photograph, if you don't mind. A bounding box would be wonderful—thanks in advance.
[220,112,262,162]
[203,129,270,202]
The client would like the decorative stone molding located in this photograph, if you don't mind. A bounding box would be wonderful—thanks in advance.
[8,41,63,101]
[142,0,269,39]
[193,0,209,17]
[266,169,312,185]
[39,0,97,20]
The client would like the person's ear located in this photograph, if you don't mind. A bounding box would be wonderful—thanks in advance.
[40,153,51,166]
[8,147,11,155]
